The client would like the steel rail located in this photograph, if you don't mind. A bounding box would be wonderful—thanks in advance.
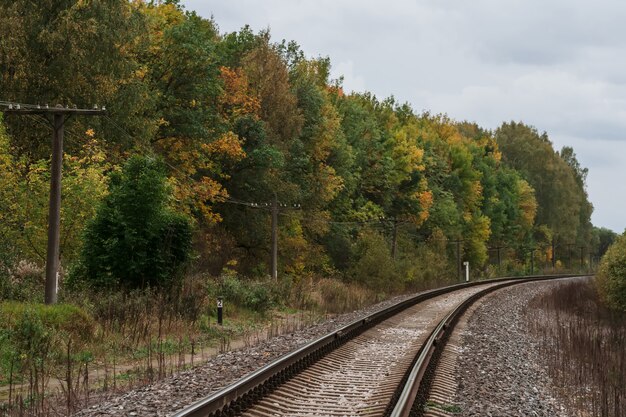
[388,274,581,417]
[172,274,585,417]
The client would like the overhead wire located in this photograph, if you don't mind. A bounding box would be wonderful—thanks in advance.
[102,115,271,209]
[10,109,436,235]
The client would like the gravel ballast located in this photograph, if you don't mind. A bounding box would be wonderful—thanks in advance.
[454,278,581,417]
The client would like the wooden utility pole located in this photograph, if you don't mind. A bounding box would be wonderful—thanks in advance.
[455,239,462,281]
[4,104,105,304]
[567,243,576,269]
[490,245,503,268]
[391,219,399,260]
[266,196,301,281]
[580,246,585,270]
[271,195,278,281]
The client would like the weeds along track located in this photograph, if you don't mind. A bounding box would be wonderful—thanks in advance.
[173,275,582,417]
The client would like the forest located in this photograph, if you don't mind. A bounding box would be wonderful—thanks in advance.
[1,1,623,413]
[0,0,611,296]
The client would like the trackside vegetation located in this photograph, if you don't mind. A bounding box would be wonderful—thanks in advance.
[597,233,626,312]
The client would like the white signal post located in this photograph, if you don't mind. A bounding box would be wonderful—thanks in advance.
[463,261,470,282]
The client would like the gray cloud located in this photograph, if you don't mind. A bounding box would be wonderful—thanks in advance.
[182,0,626,232]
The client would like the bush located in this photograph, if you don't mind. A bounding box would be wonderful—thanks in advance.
[1,260,44,301]
[0,302,95,410]
[0,302,95,341]
[76,156,193,289]
[217,274,275,314]
[597,233,626,312]
[348,229,400,293]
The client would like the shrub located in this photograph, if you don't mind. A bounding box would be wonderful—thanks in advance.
[76,156,193,289]
[597,233,626,312]
[0,302,95,410]
[1,260,44,301]
[217,274,275,314]
[0,302,95,341]
[348,229,400,293]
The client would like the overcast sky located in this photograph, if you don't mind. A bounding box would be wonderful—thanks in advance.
[182,0,626,233]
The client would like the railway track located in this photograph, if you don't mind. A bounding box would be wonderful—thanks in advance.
[173,275,580,417]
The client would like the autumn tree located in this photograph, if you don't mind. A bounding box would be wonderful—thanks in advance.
[142,3,246,226]
[0,0,155,155]
[496,122,592,265]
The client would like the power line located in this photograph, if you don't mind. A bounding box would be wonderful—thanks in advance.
[102,115,305,212]
[1,100,105,114]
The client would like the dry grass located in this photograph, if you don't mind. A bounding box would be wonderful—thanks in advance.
[526,278,625,416]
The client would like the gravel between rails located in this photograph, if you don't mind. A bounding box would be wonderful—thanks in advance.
[73,292,421,416]
[454,278,581,417]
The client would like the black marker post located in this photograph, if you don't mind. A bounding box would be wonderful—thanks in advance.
[217,297,223,325]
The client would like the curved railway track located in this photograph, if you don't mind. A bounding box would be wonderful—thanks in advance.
[173,275,581,417]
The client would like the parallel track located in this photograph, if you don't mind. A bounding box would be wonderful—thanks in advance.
[173,275,582,417]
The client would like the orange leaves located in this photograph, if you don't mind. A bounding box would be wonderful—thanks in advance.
[218,66,260,120]
[201,131,246,161]
[327,85,344,97]
[170,174,227,224]
[156,131,246,225]
[417,189,434,224]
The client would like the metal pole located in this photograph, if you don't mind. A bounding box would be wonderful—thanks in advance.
[530,249,534,275]
[551,238,556,269]
[44,114,64,305]
[271,195,278,280]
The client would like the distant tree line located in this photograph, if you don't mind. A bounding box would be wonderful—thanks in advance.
[0,1,615,294]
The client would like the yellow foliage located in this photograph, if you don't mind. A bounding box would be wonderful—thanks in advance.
[156,132,245,225]
[201,131,246,161]
[517,179,537,229]
[0,133,111,264]
[218,66,261,119]
[417,189,433,223]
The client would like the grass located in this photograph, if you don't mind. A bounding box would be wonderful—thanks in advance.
[525,278,625,417]
[425,400,462,413]
[0,285,328,415]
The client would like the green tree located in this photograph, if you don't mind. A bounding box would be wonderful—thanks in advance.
[0,0,155,154]
[597,233,626,311]
[495,122,587,250]
[593,227,618,258]
[559,146,594,246]
[78,156,192,289]
[0,118,110,272]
